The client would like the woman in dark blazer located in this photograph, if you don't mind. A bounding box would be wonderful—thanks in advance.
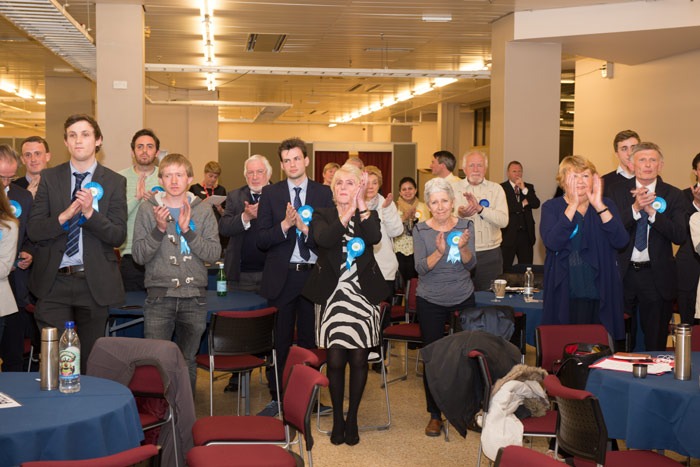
[303,163,390,446]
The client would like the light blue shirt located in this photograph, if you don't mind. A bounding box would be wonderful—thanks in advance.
[284,177,317,264]
[60,161,97,268]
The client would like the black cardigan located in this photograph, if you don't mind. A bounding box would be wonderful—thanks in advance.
[302,207,390,305]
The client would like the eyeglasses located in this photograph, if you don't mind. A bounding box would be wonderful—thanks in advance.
[0,176,18,183]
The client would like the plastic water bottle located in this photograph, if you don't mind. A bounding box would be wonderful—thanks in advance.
[523,267,534,300]
[216,262,227,296]
[59,321,80,393]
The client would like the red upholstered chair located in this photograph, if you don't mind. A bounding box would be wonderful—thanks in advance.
[494,445,562,467]
[383,278,422,384]
[535,324,613,373]
[542,374,683,467]
[20,445,160,467]
[192,346,319,448]
[128,364,177,456]
[692,325,700,351]
[187,365,328,467]
[469,350,557,466]
[195,307,278,416]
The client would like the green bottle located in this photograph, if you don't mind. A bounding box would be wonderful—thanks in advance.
[216,263,227,296]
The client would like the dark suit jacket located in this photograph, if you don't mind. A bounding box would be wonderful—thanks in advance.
[219,184,264,281]
[602,170,631,198]
[7,183,34,307]
[256,178,334,301]
[674,187,700,292]
[302,208,390,305]
[609,176,686,300]
[27,162,127,306]
[500,181,540,247]
[13,176,29,190]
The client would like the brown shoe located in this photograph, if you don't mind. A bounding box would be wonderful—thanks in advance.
[425,418,443,437]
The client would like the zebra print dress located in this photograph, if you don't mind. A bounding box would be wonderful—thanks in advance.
[316,219,381,349]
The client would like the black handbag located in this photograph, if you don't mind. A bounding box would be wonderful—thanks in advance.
[555,343,612,390]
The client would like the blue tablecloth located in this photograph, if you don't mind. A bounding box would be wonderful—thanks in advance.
[475,291,543,346]
[0,373,144,466]
[585,352,700,458]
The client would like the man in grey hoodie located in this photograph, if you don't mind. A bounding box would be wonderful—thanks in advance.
[132,153,221,390]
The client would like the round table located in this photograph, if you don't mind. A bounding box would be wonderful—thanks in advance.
[0,373,144,465]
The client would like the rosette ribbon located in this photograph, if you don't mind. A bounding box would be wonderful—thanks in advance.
[346,237,365,269]
[83,182,104,212]
[297,205,313,237]
[9,200,21,218]
[479,199,490,208]
[175,219,197,255]
[651,197,667,213]
[151,186,165,192]
[446,231,461,264]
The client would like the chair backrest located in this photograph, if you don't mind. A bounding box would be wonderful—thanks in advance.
[281,346,320,392]
[535,324,613,372]
[542,374,608,465]
[467,350,493,412]
[494,445,561,467]
[692,325,700,352]
[20,444,160,467]
[406,277,418,315]
[282,364,329,454]
[209,308,277,356]
[128,363,168,397]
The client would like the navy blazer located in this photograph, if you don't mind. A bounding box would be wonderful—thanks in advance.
[256,178,334,301]
[500,181,540,247]
[27,162,127,306]
[674,187,700,292]
[302,208,390,306]
[609,176,686,300]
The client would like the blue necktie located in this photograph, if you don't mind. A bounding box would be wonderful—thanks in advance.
[634,210,649,251]
[65,172,88,257]
[293,187,310,261]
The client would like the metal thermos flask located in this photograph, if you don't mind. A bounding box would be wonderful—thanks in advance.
[674,323,692,381]
[40,327,59,390]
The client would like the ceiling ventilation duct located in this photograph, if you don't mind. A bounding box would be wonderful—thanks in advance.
[245,33,287,53]
[0,0,96,80]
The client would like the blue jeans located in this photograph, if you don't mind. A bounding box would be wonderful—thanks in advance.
[144,295,207,391]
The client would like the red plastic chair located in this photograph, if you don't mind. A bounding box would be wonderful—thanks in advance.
[469,350,557,466]
[192,346,319,448]
[494,445,562,466]
[20,445,160,467]
[195,307,278,416]
[128,364,176,458]
[187,365,329,467]
[383,278,422,384]
[543,374,683,467]
[692,325,700,351]
[535,324,613,373]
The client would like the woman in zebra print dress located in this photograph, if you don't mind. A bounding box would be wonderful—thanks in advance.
[303,163,390,446]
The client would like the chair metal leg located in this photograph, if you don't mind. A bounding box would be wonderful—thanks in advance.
[209,367,214,416]
[360,347,391,431]
[384,340,409,385]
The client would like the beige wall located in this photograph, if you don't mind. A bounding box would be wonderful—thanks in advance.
[574,51,700,190]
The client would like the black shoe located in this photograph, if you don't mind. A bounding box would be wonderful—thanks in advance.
[330,422,345,445]
[371,362,383,374]
[313,403,333,416]
[223,376,239,393]
[344,421,360,446]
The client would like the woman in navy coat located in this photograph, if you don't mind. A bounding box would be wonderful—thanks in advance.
[540,156,628,341]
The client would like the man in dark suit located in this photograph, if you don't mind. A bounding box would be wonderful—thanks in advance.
[16,136,52,198]
[609,142,686,351]
[500,161,540,271]
[27,114,127,371]
[220,154,272,293]
[675,152,700,325]
[0,146,35,371]
[256,137,334,416]
[602,129,640,198]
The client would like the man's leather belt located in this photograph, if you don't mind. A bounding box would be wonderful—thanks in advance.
[289,263,314,272]
[58,264,86,275]
[629,261,651,271]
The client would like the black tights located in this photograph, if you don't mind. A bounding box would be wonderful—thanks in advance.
[326,347,369,437]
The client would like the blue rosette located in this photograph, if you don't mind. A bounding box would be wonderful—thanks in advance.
[651,196,667,213]
[446,231,461,263]
[479,199,490,208]
[569,224,579,239]
[83,182,104,212]
[175,219,197,255]
[9,200,22,218]
[297,205,313,237]
[346,237,365,269]
[151,186,165,192]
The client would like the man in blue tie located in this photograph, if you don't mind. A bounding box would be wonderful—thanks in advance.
[255,138,334,416]
[610,142,686,351]
[27,115,127,371]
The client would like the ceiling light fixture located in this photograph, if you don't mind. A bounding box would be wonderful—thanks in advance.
[422,14,452,23]
[199,0,215,65]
